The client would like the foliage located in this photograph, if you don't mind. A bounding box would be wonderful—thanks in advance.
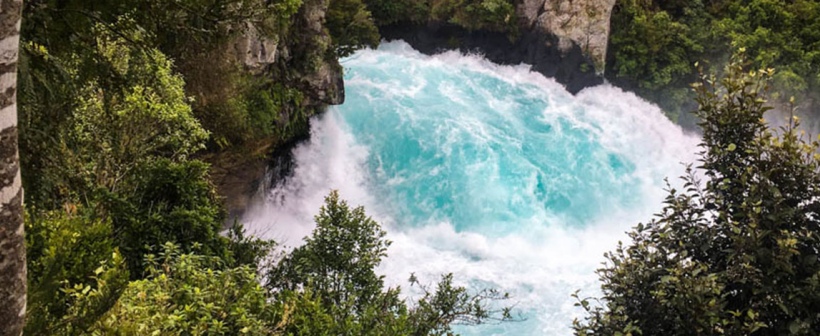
[24,192,515,335]
[574,59,820,335]
[72,24,208,190]
[606,0,715,126]
[19,16,246,284]
[18,23,207,207]
[363,0,430,26]
[360,0,517,35]
[327,0,381,57]
[267,191,389,309]
[58,251,129,335]
[17,42,78,208]
[20,0,308,152]
[90,244,278,335]
[408,273,515,334]
[226,223,278,270]
[24,213,274,335]
[431,0,517,34]
[24,209,129,335]
[608,1,706,91]
[713,0,820,104]
[268,191,517,335]
[607,0,820,126]
[102,158,228,276]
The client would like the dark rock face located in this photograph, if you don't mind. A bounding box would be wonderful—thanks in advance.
[379,23,603,94]
[266,125,312,190]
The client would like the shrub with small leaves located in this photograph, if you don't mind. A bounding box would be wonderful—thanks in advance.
[574,57,820,335]
[91,243,277,335]
[268,191,518,335]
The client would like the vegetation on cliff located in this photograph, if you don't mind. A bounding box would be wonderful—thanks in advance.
[607,0,820,127]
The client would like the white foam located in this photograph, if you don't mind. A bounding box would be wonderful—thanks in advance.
[242,41,701,335]
[241,111,380,247]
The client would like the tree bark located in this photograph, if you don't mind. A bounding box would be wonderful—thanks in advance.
[0,0,25,335]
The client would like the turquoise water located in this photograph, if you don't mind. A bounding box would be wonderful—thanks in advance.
[246,41,699,335]
[342,45,638,235]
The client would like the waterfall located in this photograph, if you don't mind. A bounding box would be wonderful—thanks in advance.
[244,41,700,335]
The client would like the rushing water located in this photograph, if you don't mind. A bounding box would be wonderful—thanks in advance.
[244,41,700,335]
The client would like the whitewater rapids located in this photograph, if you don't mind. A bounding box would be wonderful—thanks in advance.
[244,41,700,335]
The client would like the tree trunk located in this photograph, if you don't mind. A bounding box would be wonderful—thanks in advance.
[0,0,25,335]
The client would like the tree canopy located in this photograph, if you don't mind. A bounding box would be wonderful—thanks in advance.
[607,0,820,127]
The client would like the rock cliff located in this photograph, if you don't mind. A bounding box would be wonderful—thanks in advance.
[233,0,344,108]
[380,0,617,94]
[520,0,616,73]
[217,0,344,222]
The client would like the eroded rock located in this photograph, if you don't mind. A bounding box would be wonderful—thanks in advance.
[233,24,278,72]
[540,0,616,72]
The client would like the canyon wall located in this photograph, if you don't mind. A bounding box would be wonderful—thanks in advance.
[520,0,617,73]
[380,0,617,94]
[215,0,345,222]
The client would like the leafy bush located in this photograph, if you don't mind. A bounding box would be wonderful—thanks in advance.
[268,191,390,312]
[268,191,517,335]
[24,210,129,335]
[430,0,517,33]
[607,0,820,125]
[361,0,517,35]
[574,59,820,335]
[91,244,277,335]
[102,158,228,276]
[363,0,430,26]
[18,22,208,207]
[72,24,208,188]
[328,0,381,57]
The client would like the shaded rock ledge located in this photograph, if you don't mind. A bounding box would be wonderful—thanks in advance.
[380,23,602,95]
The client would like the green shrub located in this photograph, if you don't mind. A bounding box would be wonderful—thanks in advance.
[268,191,517,335]
[363,0,517,35]
[607,0,820,123]
[429,0,517,33]
[574,59,820,335]
[101,158,228,276]
[91,244,276,335]
[24,209,129,335]
[363,0,430,25]
[328,0,381,57]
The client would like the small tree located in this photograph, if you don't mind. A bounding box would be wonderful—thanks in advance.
[573,58,820,335]
[267,190,390,313]
[268,191,517,335]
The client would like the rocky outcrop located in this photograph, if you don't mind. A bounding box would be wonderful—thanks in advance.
[233,24,278,73]
[520,0,616,73]
[379,0,617,94]
[232,0,344,107]
[286,0,345,106]
[381,23,603,94]
[218,0,344,222]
